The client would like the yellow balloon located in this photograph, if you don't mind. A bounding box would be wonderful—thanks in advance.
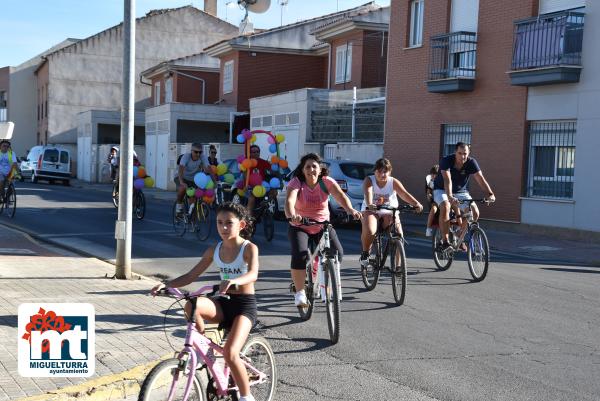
[237,189,246,197]
[250,134,257,143]
[144,176,155,188]
[252,185,266,198]
[275,134,285,143]
[216,163,228,176]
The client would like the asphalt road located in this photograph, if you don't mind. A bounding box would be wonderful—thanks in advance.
[4,181,600,401]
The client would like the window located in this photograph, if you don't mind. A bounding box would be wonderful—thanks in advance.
[335,44,352,84]
[409,0,424,47]
[60,151,69,164]
[442,124,472,156]
[339,162,374,180]
[154,82,161,106]
[43,149,59,163]
[526,121,576,199]
[275,112,300,126]
[165,78,173,103]
[261,115,272,128]
[251,117,261,128]
[223,60,234,94]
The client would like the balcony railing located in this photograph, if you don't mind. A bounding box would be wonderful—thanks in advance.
[509,11,584,86]
[427,31,477,93]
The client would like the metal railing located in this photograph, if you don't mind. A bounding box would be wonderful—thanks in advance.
[429,31,477,80]
[511,11,584,70]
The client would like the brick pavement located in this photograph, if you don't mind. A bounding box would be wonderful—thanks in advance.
[0,225,175,401]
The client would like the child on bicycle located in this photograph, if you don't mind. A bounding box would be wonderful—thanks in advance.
[425,164,439,237]
[151,202,259,401]
[359,158,423,267]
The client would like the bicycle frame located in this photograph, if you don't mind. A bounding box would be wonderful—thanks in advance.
[303,222,343,300]
[370,206,411,269]
[448,201,480,249]
[162,287,268,400]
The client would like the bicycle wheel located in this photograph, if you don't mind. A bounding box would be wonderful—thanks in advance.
[361,237,381,291]
[262,209,274,242]
[195,201,211,241]
[5,184,16,219]
[112,182,119,208]
[241,335,277,401]
[134,190,146,220]
[138,357,205,401]
[467,226,490,282]
[432,228,453,270]
[323,258,340,344]
[390,239,407,305]
[172,201,187,236]
[297,258,316,321]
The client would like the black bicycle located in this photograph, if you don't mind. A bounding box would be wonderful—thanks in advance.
[361,205,415,305]
[289,218,341,344]
[172,195,212,241]
[112,181,145,220]
[432,198,492,282]
[0,179,16,218]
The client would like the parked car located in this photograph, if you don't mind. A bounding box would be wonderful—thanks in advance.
[277,159,374,223]
[19,145,71,185]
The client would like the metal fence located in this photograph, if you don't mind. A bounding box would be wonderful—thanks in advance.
[526,121,576,199]
[511,11,585,70]
[310,87,385,143]
[429,31,477,80]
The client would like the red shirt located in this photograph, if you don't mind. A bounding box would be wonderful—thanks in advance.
[251,158,271,181]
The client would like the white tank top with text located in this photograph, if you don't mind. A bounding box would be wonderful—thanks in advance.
[214,240,249,280]
[361,175,398,212]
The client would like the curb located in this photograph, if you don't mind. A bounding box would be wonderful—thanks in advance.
[14,355,171,401]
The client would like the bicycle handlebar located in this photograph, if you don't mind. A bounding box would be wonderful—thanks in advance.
[156,284,235,300]
[458,198,495,204]
[368,204,417,212]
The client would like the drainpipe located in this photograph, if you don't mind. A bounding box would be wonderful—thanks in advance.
[351,86,356,143]
[168,69,206,104]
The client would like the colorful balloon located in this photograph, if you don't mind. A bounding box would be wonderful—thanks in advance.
[195,188,205,198]
[186,187,195,197]
[269,144,277,153]
[236,155,245,163]
[144,176,155,188]
[279,159,288,169]
[206,180,215,189]
[133,166,139,177]
[242,129,253,139]
[250,134,257,143]
[137,167,146,178]
[235,180,245,189]
[239,163,246,172]
[194,172,209,188]
[252,185,266,198]
[134,178,145,190]
[205,189,215,197]
[271,163,279,172]
[224,173,235,184]
[237,189,246,197]
[236,134,245,143]
[267,136,275,144]
[250,159,257,168]
[216,163,228,176]
[270,155,279,164]
[275,134,285,143]
[242,159,252,170]
[262,180,271,191]
[269,177,281,189]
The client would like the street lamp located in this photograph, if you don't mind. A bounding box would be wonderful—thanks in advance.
[279,0,288,26]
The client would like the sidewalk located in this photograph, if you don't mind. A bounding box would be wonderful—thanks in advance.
[0,224,174,401]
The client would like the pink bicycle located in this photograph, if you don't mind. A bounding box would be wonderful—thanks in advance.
[138,286,277,401]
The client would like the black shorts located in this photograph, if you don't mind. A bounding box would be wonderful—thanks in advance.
[288,225,343,270]
[174,177,196,189]
[212,294,257,329]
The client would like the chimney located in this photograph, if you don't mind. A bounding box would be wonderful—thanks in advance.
[204,0,217,16]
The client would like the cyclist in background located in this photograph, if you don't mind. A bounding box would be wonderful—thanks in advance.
[151,202,259,401]
[433,142,496,251]
[0,140,18,194]
[246,144,277,217]
[285,153,361,307]
[174,143,210,216]
[359,158,423,267]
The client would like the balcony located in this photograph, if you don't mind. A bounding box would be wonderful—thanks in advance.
[509,11,585,86]
[427,31,477,93]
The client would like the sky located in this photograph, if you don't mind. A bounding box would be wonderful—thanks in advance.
[0,0,390,67]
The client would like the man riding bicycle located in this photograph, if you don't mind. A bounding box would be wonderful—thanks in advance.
[174,143,211,215]
[0,140,18,196]
[433,142,495,251]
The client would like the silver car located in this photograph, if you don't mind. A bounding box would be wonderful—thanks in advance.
[277,159,374,223]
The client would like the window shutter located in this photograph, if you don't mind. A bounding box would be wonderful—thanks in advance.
[450,0,480,32]
[335,47,345,83]
[539,0,585,14]
[345,44,352,82]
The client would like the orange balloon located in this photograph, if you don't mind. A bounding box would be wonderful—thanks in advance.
[251,159,258,168]
[137,167,146,178]
[242,159,252,169]
[211,165,217,174]
[271,155,279,164]
[279,159,288,169]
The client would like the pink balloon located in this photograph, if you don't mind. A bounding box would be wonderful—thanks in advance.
[235,180,245,189]
[195,188,205,198]
[267,136,275,144]
[236,155,245,163]
[242,129,253,139]
[205,189,215,197]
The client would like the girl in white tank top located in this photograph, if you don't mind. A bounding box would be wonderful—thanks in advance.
[361,175,399,212]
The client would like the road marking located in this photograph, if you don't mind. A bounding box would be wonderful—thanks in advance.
[0,248,37,255]
[519,245,562,252]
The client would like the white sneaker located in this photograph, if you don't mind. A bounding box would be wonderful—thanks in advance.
[294,291,308,307]
[425,228,433,237]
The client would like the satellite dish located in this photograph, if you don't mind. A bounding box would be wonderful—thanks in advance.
[238,0,271,14]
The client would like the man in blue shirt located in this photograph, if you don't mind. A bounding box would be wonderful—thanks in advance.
[433,142,495,250]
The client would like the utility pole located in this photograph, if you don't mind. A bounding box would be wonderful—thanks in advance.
[115,0,135,279]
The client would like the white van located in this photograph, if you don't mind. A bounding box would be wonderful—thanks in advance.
[20,145,71,185]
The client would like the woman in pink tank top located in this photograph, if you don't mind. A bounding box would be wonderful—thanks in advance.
[284,153,362,307]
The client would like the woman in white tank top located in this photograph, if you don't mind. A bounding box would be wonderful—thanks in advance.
[360,158,424,266]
